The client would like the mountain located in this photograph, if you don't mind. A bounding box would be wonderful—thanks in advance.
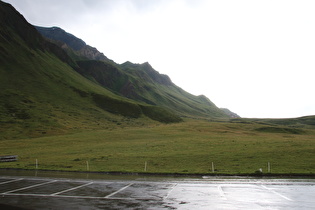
[35,26,111,62]
[35,27,229,118]
[0,1,182,139]
[221,108,240,118]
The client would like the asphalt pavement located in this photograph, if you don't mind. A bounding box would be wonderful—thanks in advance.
[0,174,314,209]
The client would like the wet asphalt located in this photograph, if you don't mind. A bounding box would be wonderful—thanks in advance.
[0,172,314,209]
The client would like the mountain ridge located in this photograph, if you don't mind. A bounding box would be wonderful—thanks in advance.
[0,1,183,139]
[35,26,229,118]
[1,1,315,142]
[221,108,241,118]
[35,26,111,62]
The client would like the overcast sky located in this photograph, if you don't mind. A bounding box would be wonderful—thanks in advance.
[4,0,315,118]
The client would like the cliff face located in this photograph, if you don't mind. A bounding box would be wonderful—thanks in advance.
[221,108,240,118]
[35,26,85,50]
[35,26,110,62]
[79,45,108,61]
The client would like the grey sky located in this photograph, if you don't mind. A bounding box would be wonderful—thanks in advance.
[3,0,315,118]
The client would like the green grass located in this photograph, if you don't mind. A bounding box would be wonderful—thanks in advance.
[1,2,314,176]
[1,119,314,175]
[0,10,180,139]
[77,60,228,119]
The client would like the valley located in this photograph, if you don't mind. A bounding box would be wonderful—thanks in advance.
[0,1,314,176]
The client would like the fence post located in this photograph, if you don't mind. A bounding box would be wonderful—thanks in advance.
[36,159,38,169]
[86,161,89,171]
[212,162,214,173]
[144,161,147,172]
[268,162,271,173]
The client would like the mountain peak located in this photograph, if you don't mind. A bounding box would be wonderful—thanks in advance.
[141,61,151,67]
[35,26,86,51]
[35,26,110,62]
[121,61,173,86]
[221,108,240,118]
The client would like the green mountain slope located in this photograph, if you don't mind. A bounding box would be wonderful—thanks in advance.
[35,26,228,118]
[119,61,227,118]
[0,1,181,139]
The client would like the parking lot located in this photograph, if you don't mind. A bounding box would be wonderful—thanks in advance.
[0,175,314,209]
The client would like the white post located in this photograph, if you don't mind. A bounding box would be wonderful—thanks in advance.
[86,161,89,171]
[144,161,147,172]
[212,162,214,173]
[36,159,38,169]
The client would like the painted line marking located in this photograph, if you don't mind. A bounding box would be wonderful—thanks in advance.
[261,185,293,201]
[1,192,139,200]
[0,178,23,185]
[163,183,178,200]
[2,180,57,194]
[105,183,133,198]
[217,185,227,200]
[1,192,103,199]
[50,182,93,196]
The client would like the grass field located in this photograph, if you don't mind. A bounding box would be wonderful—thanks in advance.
[1,1,314,177]
[1,119,314,175]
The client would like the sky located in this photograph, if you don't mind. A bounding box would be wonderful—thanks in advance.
[4,0,315,118]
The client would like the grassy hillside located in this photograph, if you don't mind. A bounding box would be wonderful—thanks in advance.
[1,2,314,176]
[120,62,221,118]
[1,119,314,175]
[0,1,181,139]
[0,29,131,139]
[75,60,228,118]
[35,26,229,119]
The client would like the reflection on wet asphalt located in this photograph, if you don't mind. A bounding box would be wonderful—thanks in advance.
[0,173,314,209]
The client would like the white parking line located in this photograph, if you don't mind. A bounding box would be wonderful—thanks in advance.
[50,182,93,196]
[261,185,293,201]
[2,192,138,200]
[0,178,23,185]
[217,185,227,200]
[11,193,104,199]
[2,180,57,194]
[105,183,133,198]
[163,183,178,200]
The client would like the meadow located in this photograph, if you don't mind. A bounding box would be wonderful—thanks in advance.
[1,119,314,175]
[1,1,314,176]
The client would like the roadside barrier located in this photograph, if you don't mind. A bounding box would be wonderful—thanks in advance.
[0,155,18,162]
